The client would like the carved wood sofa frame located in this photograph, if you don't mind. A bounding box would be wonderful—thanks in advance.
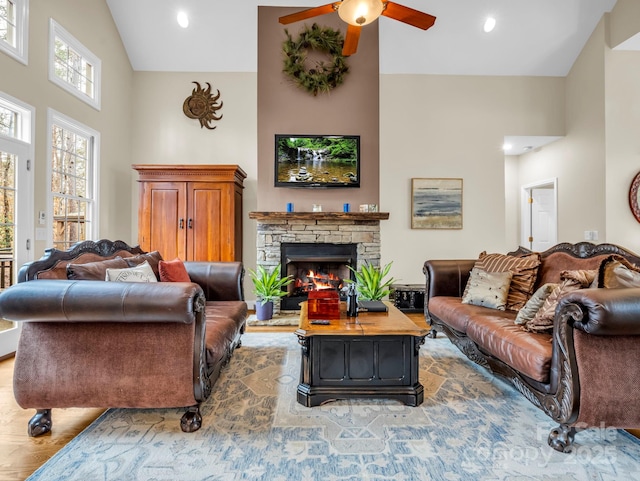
[424,242,640,452]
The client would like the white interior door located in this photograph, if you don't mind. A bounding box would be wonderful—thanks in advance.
[521,180,557,252]
[0,136,32,358]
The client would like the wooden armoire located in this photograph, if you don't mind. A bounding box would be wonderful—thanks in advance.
[133,164,246,262]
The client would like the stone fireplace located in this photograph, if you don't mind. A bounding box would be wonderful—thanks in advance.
[280,242,357,310]
[248,212,389,312]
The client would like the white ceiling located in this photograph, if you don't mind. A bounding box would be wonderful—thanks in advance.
[106,0,619,75]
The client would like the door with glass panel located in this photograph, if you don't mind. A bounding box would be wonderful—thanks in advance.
[0,97,32,358]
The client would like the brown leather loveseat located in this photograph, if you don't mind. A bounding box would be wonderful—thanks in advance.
[0,239,247,436]
[424,242,640,452]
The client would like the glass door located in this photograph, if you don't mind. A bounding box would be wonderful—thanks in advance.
[0,107,32,358]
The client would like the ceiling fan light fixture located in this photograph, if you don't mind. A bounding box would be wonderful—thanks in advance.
[338,0,384,27]
[483,16,496,33]
[177,11,189,28]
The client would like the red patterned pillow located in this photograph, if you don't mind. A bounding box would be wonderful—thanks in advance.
[159,258,191,282]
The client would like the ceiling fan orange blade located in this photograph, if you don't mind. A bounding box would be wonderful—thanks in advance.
[342,24,361,56]
[382,1,436,30]
[279,3,338,25]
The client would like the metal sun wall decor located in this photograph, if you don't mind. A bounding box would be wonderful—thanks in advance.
[183,81,223,129]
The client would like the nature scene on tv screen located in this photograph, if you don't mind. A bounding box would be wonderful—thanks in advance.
[276,136,358,186]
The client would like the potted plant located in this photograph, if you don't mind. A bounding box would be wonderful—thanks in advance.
[347,261,396,301]
[248,265,294,320]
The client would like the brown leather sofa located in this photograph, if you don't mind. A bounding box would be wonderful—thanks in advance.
[424,242,640,452]
[0,239,247,436]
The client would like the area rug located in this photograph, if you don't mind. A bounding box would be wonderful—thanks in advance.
[27,333,640,481]
[245,312,299,326]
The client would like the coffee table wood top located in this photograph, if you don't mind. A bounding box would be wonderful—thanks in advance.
[296,301,428,338]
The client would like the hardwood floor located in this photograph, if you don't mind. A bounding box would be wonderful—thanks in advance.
[2,313,636,480]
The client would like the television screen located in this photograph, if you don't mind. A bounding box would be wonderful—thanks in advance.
[275,134,360,188]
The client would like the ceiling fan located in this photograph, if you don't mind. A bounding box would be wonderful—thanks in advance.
[278,0,436,56]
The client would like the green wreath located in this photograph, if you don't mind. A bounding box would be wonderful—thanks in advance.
[282,23,349,96]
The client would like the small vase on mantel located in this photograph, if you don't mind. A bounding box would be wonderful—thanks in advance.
[255,300,274,321]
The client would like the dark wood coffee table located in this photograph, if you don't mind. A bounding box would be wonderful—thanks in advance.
[295,301,429,407]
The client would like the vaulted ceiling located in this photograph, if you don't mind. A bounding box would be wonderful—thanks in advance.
[106,0,620,75]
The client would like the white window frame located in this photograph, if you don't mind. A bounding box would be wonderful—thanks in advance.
[46,109,100,248]
[0,0,29,65]
[0,90,32,143]
[48,18,101,111]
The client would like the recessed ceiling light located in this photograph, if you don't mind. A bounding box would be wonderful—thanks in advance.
[177,11,189,28]
[484,17,496,33]
[502,143,512,151]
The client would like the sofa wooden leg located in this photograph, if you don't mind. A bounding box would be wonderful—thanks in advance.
[28,409,52,437]
[180,405,202,433]
[548,424,576,453]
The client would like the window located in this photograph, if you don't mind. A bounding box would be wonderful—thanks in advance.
[0,93,30,142]
[48,110,99,250]
[0,0,28,64]
[48,19,101,110]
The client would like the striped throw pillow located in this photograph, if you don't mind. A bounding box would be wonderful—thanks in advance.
[466,251,541,311]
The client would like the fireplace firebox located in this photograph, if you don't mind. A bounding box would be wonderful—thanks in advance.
[280,243,357,311]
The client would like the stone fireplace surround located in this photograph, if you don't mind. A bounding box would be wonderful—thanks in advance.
[248,212,389,312]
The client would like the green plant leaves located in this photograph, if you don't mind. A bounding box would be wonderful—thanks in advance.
[248,265,294,303]
[347,261,396,301]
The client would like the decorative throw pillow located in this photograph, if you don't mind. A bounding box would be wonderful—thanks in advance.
[105,260,158,283]
[465,251,541,311]
[461,268,513,311]
[125,251,163,280]
[524,269,597,333]
[514,283,557,325]
[596,255,640,289]
[66,257,129,280]
[159,258,191,282]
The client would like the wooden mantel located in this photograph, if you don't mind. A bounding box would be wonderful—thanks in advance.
[249,212,389,221]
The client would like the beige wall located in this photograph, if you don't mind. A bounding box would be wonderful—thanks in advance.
[129,72,258,294]
[608,0,640,48]
[518,19,608,247]
[604,48,640,254]
[0,0,134,255]
[380,74,565,283]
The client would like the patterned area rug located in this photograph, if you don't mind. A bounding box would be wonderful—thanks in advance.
[245,312,300,326]
[27,333,640,481]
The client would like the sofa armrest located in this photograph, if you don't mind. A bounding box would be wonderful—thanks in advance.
[423,259,476,299]
[557,287,640,336]
[0,279,205,323]
[184,261,244,301]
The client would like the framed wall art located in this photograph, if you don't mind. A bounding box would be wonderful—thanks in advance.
[411,178,463,229]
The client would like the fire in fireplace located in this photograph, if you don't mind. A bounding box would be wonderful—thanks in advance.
[280,243,357,311]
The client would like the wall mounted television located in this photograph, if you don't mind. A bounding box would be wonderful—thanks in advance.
[275,134,360,188]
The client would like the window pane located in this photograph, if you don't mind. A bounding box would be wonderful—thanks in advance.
[51,120,94,250]
[0,0,16,47]
[0,105,17,138]
[53,34,96,100]
[0,145,15,289]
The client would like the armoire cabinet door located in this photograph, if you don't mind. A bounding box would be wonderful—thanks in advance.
[187,182,223,261]
[139,181,187,260]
